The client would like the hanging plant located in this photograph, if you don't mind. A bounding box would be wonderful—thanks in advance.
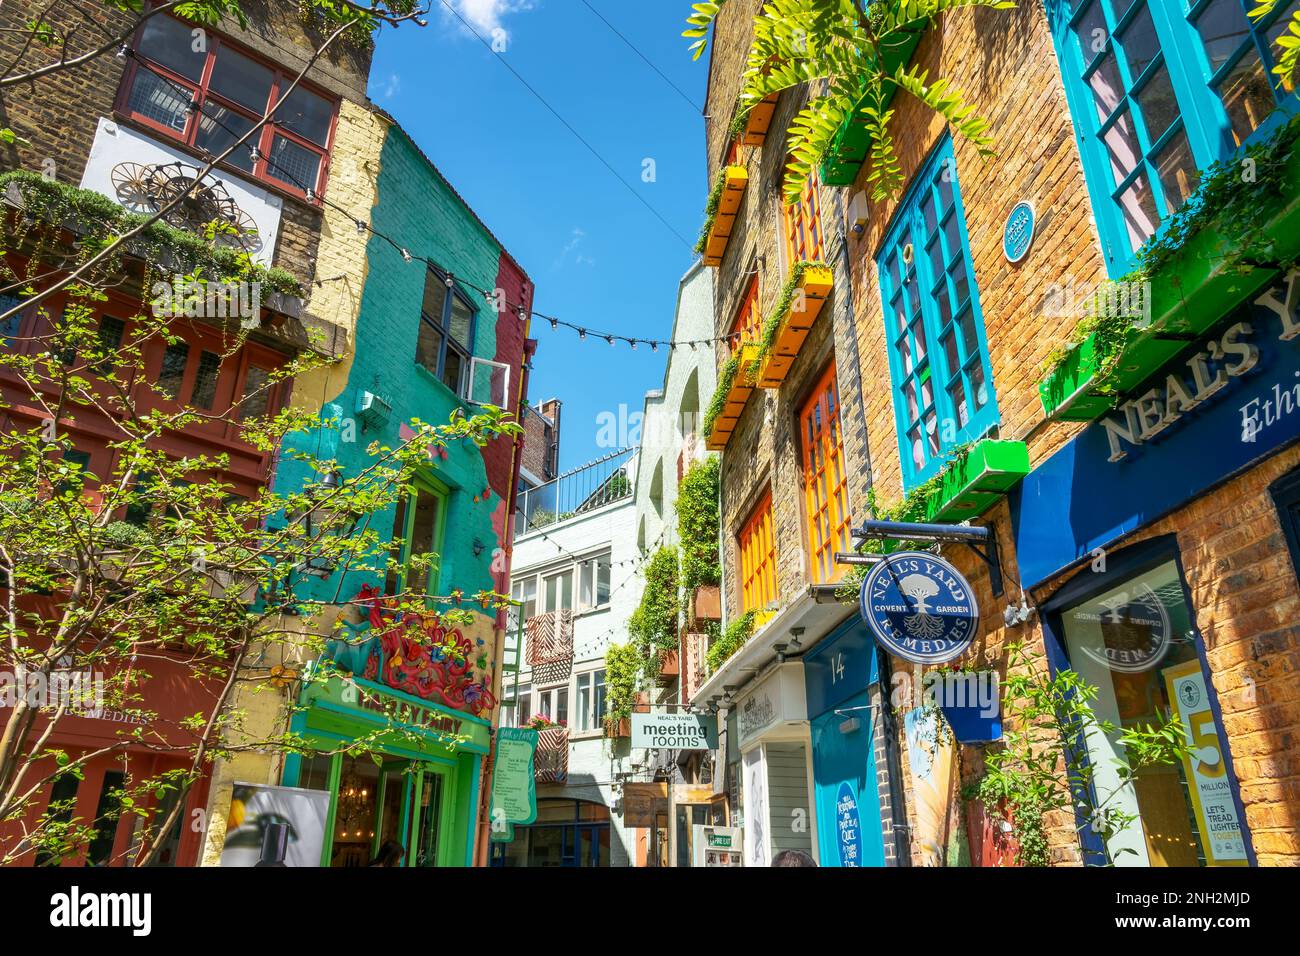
[678,457,721,592]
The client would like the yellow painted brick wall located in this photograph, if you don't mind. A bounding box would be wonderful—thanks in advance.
[288,100,389,415]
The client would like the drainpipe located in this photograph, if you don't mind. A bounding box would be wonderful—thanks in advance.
[473,307,535,867]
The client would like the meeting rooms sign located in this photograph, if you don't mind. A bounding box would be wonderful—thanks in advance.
[632,711,717,750]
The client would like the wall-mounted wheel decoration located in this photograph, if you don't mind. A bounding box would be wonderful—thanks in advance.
[109,160,262,253]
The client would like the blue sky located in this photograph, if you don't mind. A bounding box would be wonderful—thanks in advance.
[370,1,710,472]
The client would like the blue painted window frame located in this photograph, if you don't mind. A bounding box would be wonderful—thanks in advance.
[876,134,1000,491]
[415,265,479,399]
[1044,0,1300,277]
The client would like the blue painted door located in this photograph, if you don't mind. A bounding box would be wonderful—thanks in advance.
[810,689,886,867]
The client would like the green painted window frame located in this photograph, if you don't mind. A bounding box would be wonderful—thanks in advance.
[389,474,450,599]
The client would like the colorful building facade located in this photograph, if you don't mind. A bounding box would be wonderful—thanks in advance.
[698,0,1300,867]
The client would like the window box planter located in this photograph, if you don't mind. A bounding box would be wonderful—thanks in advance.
[739,92,778,147]
[604,716,631,739]
[757,264,834,388]
[692,584,721,621]
[655,649,680,684]
[1038,143,1300,422]
[818,23,930,187]
[704,343,760,450]
[922,439,1030,523]
[701,166,748,267]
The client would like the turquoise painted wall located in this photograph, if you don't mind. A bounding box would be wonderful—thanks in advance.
[275,124,509,607]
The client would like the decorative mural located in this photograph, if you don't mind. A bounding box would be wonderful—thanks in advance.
[323,585,497,718]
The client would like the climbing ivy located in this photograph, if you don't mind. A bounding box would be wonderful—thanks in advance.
[628,546,680,681]
[604,642,642,725]
[678,457,721,592]
[706,609,756,674]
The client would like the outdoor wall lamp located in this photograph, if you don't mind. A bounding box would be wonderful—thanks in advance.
[472,537,486,557]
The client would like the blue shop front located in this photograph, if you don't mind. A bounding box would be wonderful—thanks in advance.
[1006,270,1300,866]
[803,617,888,868]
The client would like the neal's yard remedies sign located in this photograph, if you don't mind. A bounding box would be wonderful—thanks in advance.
[1013,269,1300,586]
[860,552,978,664]
[632,711,717,750]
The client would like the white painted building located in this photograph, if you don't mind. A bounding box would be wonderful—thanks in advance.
[494,452,641,867]
[634,261,717,554]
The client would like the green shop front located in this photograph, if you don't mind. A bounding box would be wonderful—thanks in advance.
[283,676,489,867]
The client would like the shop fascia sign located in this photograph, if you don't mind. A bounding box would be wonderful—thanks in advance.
[736,663,807,748]
[1100,270,1300,463]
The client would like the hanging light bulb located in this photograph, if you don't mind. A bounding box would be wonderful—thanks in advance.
[651,341,659,352]
[116,44,129,60]
[355,219,366,235]
[305,187,316,202]
[249,146,261,163]
[445,272,455,288]
[401,248,412,262]
[517,306,527,321]
[629,339,637,350]
[578,328,587,340]
[606,335,616,347]
[549,318,558,330]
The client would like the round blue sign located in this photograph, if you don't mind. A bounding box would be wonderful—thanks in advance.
[835,782,863,867]
[859,551,978,664]
[1003,200,1035,263]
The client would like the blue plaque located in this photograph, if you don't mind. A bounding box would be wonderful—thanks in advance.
[859,551,978,664]
[1003,200,1035,263]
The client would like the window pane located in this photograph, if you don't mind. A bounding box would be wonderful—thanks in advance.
[209,45,274,112]
[1073,2,1109,67]
[267,135,321,192]
[195,104,257,172]
[423,274,448,321]
[280,86,334,147]
[1153,128,1199,214]
[189,350,221,409]
[557,688,569,725]
[1103,109,1143,185]
[406,488,441,594]
[127,69,190,132]
[158,342,190,399]
[95,316,125,373]
[1087,52,1125,122]
[969,360,990,410]
[1118,4,1159,80]
[240,365,272,420]
[449,298,474,351]
[1118,173,1160,251]
[1216,48,1276,145]
[1195,0,1253,74]
[1,293,24,346]
[138,16,206,81]
[1135,65,1179,142]
[441,347,464,395]
[416,321,443,376]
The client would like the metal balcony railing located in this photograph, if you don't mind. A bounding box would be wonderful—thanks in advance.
[515,448,634,540]
[534,725,569,784]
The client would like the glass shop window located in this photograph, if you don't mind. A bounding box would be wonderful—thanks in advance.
[1060,559,1247,866]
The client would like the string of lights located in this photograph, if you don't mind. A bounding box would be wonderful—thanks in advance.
[121,51,742,356]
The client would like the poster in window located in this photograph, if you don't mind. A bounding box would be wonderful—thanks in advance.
[1162,659,1248,866]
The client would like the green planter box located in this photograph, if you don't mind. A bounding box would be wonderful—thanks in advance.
[922,439,1030,523]
[819,22,929,186]
[1037,146,1300,422]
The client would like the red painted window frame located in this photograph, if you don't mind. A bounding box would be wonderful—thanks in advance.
[114,13,338,201]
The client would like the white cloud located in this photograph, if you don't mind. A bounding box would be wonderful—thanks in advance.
[443,0,534,41]
[380,73,401,99]
[554,227,595,269]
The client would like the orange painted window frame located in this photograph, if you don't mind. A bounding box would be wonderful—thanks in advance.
[800,363,851,584]
[738,490,777,614]
[730,275,761,355]
[782,165,825,266]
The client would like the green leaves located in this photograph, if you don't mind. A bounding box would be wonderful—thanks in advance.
[683,2,726,60]
[685,0,1015,204]
[1250,1,1300,90]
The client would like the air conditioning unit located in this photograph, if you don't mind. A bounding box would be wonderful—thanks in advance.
[355,389,392,430]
